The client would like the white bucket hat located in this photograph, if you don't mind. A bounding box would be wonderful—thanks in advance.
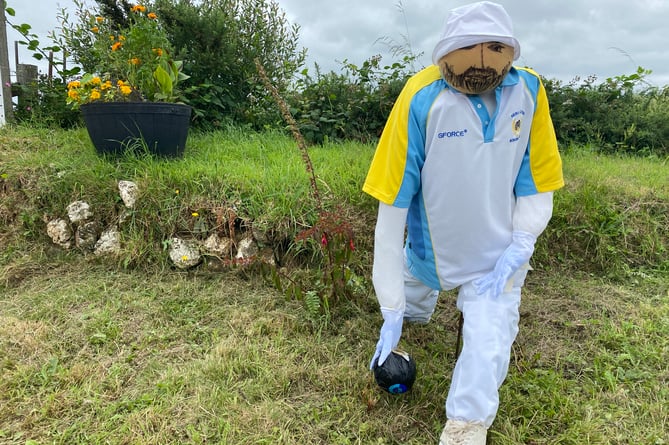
[431,1,521,65]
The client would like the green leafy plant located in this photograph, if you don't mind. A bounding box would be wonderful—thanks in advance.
[4,2,82,126]
[61,0,189,109]
[12,76,81,128]
[4,4,74,78]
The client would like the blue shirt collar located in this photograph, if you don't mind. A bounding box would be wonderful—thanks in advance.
[500,67,520,87]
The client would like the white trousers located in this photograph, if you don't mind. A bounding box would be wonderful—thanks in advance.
[403,264,527,428]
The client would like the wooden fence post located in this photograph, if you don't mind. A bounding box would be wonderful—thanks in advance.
[0,2,14,124]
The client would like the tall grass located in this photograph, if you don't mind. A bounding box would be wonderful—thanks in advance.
[535,146,669,277]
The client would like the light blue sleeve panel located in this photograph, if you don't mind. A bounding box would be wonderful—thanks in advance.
[393,79,446,207]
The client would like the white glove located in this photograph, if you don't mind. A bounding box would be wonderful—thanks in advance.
[369,308,404,369]
[473,230,536,298]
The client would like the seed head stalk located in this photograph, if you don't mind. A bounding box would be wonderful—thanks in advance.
[255,60,356,301]
[254,59,322,212]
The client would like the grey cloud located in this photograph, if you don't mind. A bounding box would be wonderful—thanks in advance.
[7,0,669,86]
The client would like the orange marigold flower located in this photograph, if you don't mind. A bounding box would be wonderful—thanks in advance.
[130,5,146,13]
[101,80,112,90]
[147,12,157,19]
[90,90,101,100]
[67,89,79,100]
[111,42,122,51]
[67,80,81,89]
[91,26,99,33]
[96,16,104,23]
[91,76,102,85]
[120,85,132,96]
[152,48,163,57]
[130,57,141,65]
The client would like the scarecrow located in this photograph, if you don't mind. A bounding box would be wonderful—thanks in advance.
[364,2,564,443]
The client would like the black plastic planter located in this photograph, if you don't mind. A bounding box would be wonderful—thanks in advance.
[80,102,192,158]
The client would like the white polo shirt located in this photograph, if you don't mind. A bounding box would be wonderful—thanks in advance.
[363,65,563,290]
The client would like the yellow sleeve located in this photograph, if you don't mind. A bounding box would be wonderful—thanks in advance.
[528,71,565,193]
[362,66,442,205]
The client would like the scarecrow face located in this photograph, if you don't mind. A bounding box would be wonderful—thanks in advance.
[438,41,514,94]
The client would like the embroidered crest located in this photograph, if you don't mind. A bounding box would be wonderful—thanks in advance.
[511,117,522,137]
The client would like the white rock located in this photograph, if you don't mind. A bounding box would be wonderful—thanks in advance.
[66,201,93,223]
[203,233,233,257]
[118,180,139,209]
[46,218,73,249]
[169,237,201,269]
[94,227,121,256]
[235,236,258,259]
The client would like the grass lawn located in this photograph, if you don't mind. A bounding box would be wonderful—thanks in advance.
[1,126,668,444]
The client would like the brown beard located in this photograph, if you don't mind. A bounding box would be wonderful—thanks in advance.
[442,63,511,94]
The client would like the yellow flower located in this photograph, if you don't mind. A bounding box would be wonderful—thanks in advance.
[191,212,199,217]
[181,255,189,261]
[64,1,187,108]
[67,80,81,89]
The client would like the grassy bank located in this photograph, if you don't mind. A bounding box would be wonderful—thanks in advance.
[1,125,668,444]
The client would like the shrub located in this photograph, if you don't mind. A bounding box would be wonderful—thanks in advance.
[287,54,416,145]
[12,76,82,128]
[153,0,306,128]
[544,67,669,156]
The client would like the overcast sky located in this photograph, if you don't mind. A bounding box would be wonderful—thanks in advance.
[5,0,669,87]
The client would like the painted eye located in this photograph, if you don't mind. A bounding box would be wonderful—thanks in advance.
[488,43,507,53]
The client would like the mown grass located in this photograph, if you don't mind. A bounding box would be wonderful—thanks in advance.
[1,125,668,444]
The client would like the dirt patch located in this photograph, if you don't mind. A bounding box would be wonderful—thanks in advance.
[0,315,51,361]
